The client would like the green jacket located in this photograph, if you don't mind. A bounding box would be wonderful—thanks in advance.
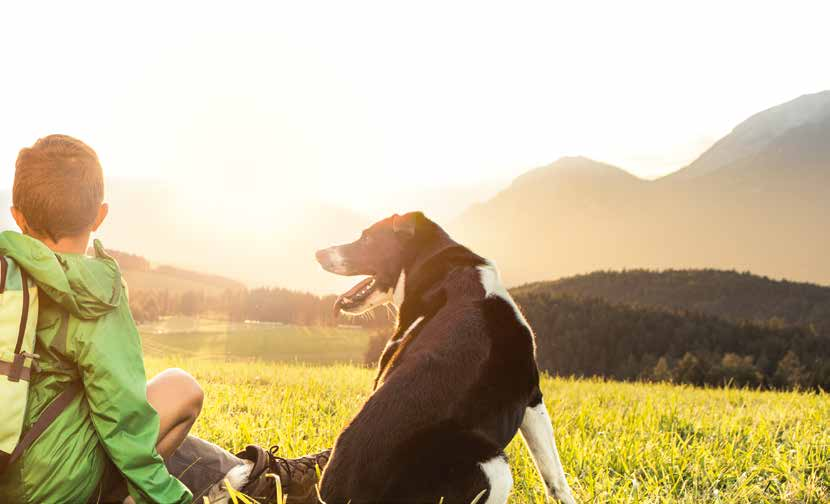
[0,231,191,504]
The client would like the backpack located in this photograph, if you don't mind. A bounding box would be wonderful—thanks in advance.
[0,256,80,473]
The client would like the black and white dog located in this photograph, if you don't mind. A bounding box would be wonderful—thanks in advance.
[315,212,576,504]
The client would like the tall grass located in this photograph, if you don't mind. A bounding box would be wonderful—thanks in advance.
[146,358,830,503]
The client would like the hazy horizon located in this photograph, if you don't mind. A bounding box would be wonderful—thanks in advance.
[3,2,830,215]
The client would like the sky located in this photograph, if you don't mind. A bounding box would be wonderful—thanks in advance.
[1,1,829,216]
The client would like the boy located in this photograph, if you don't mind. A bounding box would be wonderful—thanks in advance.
[0,135,328,503]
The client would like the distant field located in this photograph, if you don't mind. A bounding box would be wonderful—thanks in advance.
[145,357,830,503]
[140,317,372,363]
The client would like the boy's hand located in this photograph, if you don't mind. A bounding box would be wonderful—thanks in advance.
[123,497,136,504]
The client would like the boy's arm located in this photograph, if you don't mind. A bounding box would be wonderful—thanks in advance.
[71,308,192,504]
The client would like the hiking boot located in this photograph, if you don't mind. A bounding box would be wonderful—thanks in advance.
[237,444,331,504]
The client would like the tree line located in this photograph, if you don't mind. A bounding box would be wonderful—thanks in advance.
[129,287,391,329]
[514,292,830,390]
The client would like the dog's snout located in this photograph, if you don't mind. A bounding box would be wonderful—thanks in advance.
[317,247,347,274]
[316,245,358,276]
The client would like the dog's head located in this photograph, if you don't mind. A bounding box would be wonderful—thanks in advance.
[316,212,440,315]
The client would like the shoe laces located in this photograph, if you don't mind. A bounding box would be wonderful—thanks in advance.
[267,445,294,480]
[268,445,329,484]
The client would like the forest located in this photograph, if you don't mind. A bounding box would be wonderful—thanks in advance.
[513,292,830,390]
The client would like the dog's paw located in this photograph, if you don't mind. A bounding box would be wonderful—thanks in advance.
[551,487,577,504]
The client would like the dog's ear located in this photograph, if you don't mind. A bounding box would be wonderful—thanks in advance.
[392,212,424,238]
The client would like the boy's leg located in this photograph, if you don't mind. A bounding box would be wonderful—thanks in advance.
[166,435,249,502]
[144,369,255,502]
[146,368,331,503]
[147,368,204,458]
[164,437,332,504]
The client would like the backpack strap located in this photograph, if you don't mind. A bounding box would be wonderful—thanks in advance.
[5,268,33,383]
[0,255,7,293]
[0,381,83,473]
[15,268,30,355]
[0,360,32,382]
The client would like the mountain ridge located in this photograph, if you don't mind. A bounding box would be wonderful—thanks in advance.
[453,90,830,287]
[666,90,830,181]
[512,156,644,186]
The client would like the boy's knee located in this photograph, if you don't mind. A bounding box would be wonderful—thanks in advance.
[160,368,204,416]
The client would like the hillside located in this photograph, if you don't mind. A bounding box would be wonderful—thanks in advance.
[99,248,246,294]
[512,290,830,390]
[514,269,830,335]
[453,91,830,287]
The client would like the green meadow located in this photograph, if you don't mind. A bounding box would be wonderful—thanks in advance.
[141,321,829,503]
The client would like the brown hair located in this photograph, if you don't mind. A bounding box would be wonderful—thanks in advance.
[13,134,104,241]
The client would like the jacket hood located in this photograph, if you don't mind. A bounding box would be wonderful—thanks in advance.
[0,231,122,320]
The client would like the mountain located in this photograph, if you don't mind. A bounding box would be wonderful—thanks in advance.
[668,91,830,181]
[453,91,830,287]
[513,269,830,336]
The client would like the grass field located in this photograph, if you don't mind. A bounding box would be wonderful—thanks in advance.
[144,354,830,503]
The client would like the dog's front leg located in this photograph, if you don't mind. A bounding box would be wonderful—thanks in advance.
[519,400,576,504]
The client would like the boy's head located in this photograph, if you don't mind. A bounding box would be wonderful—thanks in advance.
[11,134,108,243]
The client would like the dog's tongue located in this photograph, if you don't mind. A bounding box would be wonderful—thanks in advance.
[334,277,375,316]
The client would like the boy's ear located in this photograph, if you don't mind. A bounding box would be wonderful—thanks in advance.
[10,207,30,234]
[91,203,109,232]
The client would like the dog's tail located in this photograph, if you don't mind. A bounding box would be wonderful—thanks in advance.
[519,396,577,504]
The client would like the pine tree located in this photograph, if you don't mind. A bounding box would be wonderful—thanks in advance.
[653,357,672,382]
[774,351,806,389]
